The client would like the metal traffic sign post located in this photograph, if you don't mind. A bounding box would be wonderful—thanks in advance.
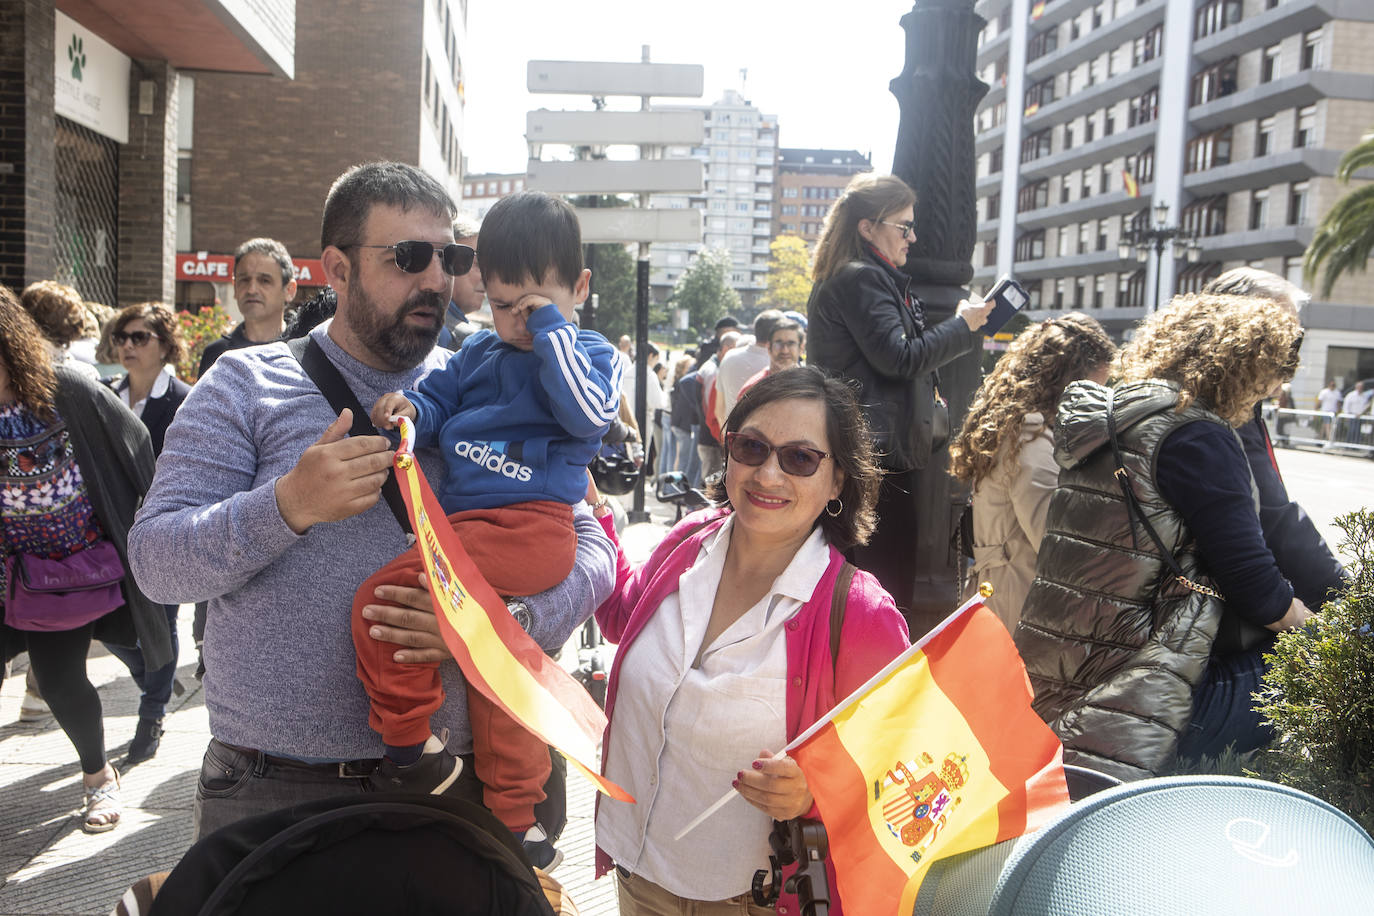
[526,49,704,523]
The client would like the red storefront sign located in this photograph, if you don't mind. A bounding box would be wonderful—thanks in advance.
[176,254,330,287]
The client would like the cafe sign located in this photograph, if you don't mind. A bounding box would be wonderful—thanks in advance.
[54,12,130,144]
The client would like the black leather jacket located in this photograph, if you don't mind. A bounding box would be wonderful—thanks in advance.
[806,248,976,471]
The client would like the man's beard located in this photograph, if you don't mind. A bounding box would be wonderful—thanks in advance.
[344,274,446,371]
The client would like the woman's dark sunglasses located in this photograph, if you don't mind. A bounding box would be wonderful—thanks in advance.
[112,330,159,347]
[348,241,475,277]
[725,432,830,477]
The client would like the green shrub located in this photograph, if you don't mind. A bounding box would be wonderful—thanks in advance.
[1253,510,1374,832]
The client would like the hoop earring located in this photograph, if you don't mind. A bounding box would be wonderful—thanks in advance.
[825,497,843,518]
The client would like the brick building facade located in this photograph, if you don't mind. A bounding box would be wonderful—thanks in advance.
[181,0,467,317]
[0,0,293,308]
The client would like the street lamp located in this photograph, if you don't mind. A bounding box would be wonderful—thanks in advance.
[1117,202,1202,312]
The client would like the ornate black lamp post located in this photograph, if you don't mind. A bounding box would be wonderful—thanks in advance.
[1118,201,1202,312]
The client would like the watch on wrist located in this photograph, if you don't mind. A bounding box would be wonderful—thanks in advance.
[505,598,533,633]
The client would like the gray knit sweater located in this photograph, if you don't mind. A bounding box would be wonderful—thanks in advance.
[128,322,615,759]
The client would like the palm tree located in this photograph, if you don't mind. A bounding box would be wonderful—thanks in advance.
[1305,128,1374,298]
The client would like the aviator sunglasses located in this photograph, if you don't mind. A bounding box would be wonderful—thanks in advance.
[112,330,159,347]
[346,241,475,277]
[725,431,831,477]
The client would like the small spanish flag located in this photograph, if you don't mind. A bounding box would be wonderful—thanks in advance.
[1024,102,1040,117]
[791,596,1069,914]
[392,419,632,803]
[1122,168,1140,198]
[1031,1,1047,20]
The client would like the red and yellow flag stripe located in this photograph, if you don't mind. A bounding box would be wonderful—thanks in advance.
[393,421,632,802]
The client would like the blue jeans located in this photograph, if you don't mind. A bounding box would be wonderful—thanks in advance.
[103,604,179,722]
[1177,647,1273,761]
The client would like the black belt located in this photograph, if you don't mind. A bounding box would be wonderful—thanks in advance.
[215,738,380,779]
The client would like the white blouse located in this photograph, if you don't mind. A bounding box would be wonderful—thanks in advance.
[597,517,830,900]
[114,368,171,419]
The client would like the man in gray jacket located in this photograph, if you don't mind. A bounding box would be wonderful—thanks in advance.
[128,162,614,839]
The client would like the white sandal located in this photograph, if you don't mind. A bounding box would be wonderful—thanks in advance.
[81,767,122,834]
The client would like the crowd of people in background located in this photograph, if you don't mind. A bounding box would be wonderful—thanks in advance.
[0,164,1356,914]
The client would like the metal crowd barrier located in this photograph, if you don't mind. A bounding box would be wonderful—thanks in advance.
[1262,406,1374,456]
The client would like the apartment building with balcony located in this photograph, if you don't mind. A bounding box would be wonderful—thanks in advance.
[973,0,1374,398]
[774,148,872,245]
[647,90,779,310]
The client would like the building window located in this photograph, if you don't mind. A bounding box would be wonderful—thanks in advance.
[1025,279,1043,309]
[1015,230,1046,262]
[1104,111,1115,136]
[1078,222,1090,254]
[1181,196,1228,237]
[1064,123,1074,150]
[1261,45,1281,84]
[1094,276,1105,309]
[1024,77,1056,112]
[783,187,798,198]
[1132,25,1162,66]
[1125,147,1155,185]
[1074,278,1086,308]
[781,205,796,215]
[1097,218,1110,251]
[1191,58,1238,106]
[1185,126,1233,173]
[1284,256,1304,287]
[1288,181,1310,225]
[1085,116,1096,143]
[1018,180,1048,213]
[1194,0,1241,40]
[987,191,1002,220]
[1081,167,1094,198]
[1256,116,1275,157]
[1129,87,1159,127]
[1021,128,1053,163]
[1250,188,1269,230]
[989,146,1004,173]
[983,239,997,267]
[1027,28,1058,62]
[1119,269,1146,309]
[1302,29,1322,71]
[1295,105,1317,149]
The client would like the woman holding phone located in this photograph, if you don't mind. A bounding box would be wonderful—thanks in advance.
[807,173,993,620]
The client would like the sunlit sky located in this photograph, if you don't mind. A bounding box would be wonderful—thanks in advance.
[460,0,920,175]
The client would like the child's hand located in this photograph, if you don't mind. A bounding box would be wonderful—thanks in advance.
[511,293,554,322]
[370,392,416,430]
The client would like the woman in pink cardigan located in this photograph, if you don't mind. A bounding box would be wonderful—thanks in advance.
[593,368,911,915]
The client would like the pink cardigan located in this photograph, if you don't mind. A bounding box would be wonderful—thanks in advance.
[593,508,911,914]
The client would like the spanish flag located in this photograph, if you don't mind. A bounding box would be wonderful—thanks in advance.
[1030,1,1047,20]
[791,596,1069,914]
[1122,169,1140,198]
[391,419,632,803]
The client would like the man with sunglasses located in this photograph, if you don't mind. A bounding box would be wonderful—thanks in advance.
[128,162,615,842]
[198,238,297,378]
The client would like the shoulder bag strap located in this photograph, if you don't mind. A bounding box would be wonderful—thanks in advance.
[287,336,413,537]
[1104,389,1222,601]
[829,561,856,673]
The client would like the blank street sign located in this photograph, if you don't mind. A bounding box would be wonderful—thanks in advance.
[577,207,702,244]
[527,60,705,98]
[527,110,705,146]
[526,159,703,194]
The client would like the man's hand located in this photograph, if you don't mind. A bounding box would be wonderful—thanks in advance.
[370,392,416,430]
[735,750,814,821]
[362,574,452,664]
[1266,597,1315,632]
[275,409,395,534]
[957,292,996,332]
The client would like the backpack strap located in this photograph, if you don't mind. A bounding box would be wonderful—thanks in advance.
[829,562,856,673]
[287,335,413,538]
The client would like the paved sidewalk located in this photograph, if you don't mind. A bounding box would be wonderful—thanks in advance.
[0,496,677,915]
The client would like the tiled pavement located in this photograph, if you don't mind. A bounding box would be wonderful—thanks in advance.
[0,506,677,915]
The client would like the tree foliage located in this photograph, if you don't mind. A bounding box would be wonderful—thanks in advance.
[760,235,813,314]
[1304,128,1374,297]
[587,242,637,342]
[669,247,741,339]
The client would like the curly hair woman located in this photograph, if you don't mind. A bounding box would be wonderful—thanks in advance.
[1016,293,1310,780]
[1,287,170,832]
[949,314,1115,627]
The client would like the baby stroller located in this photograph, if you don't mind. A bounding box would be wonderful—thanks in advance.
[117,794,573,915]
